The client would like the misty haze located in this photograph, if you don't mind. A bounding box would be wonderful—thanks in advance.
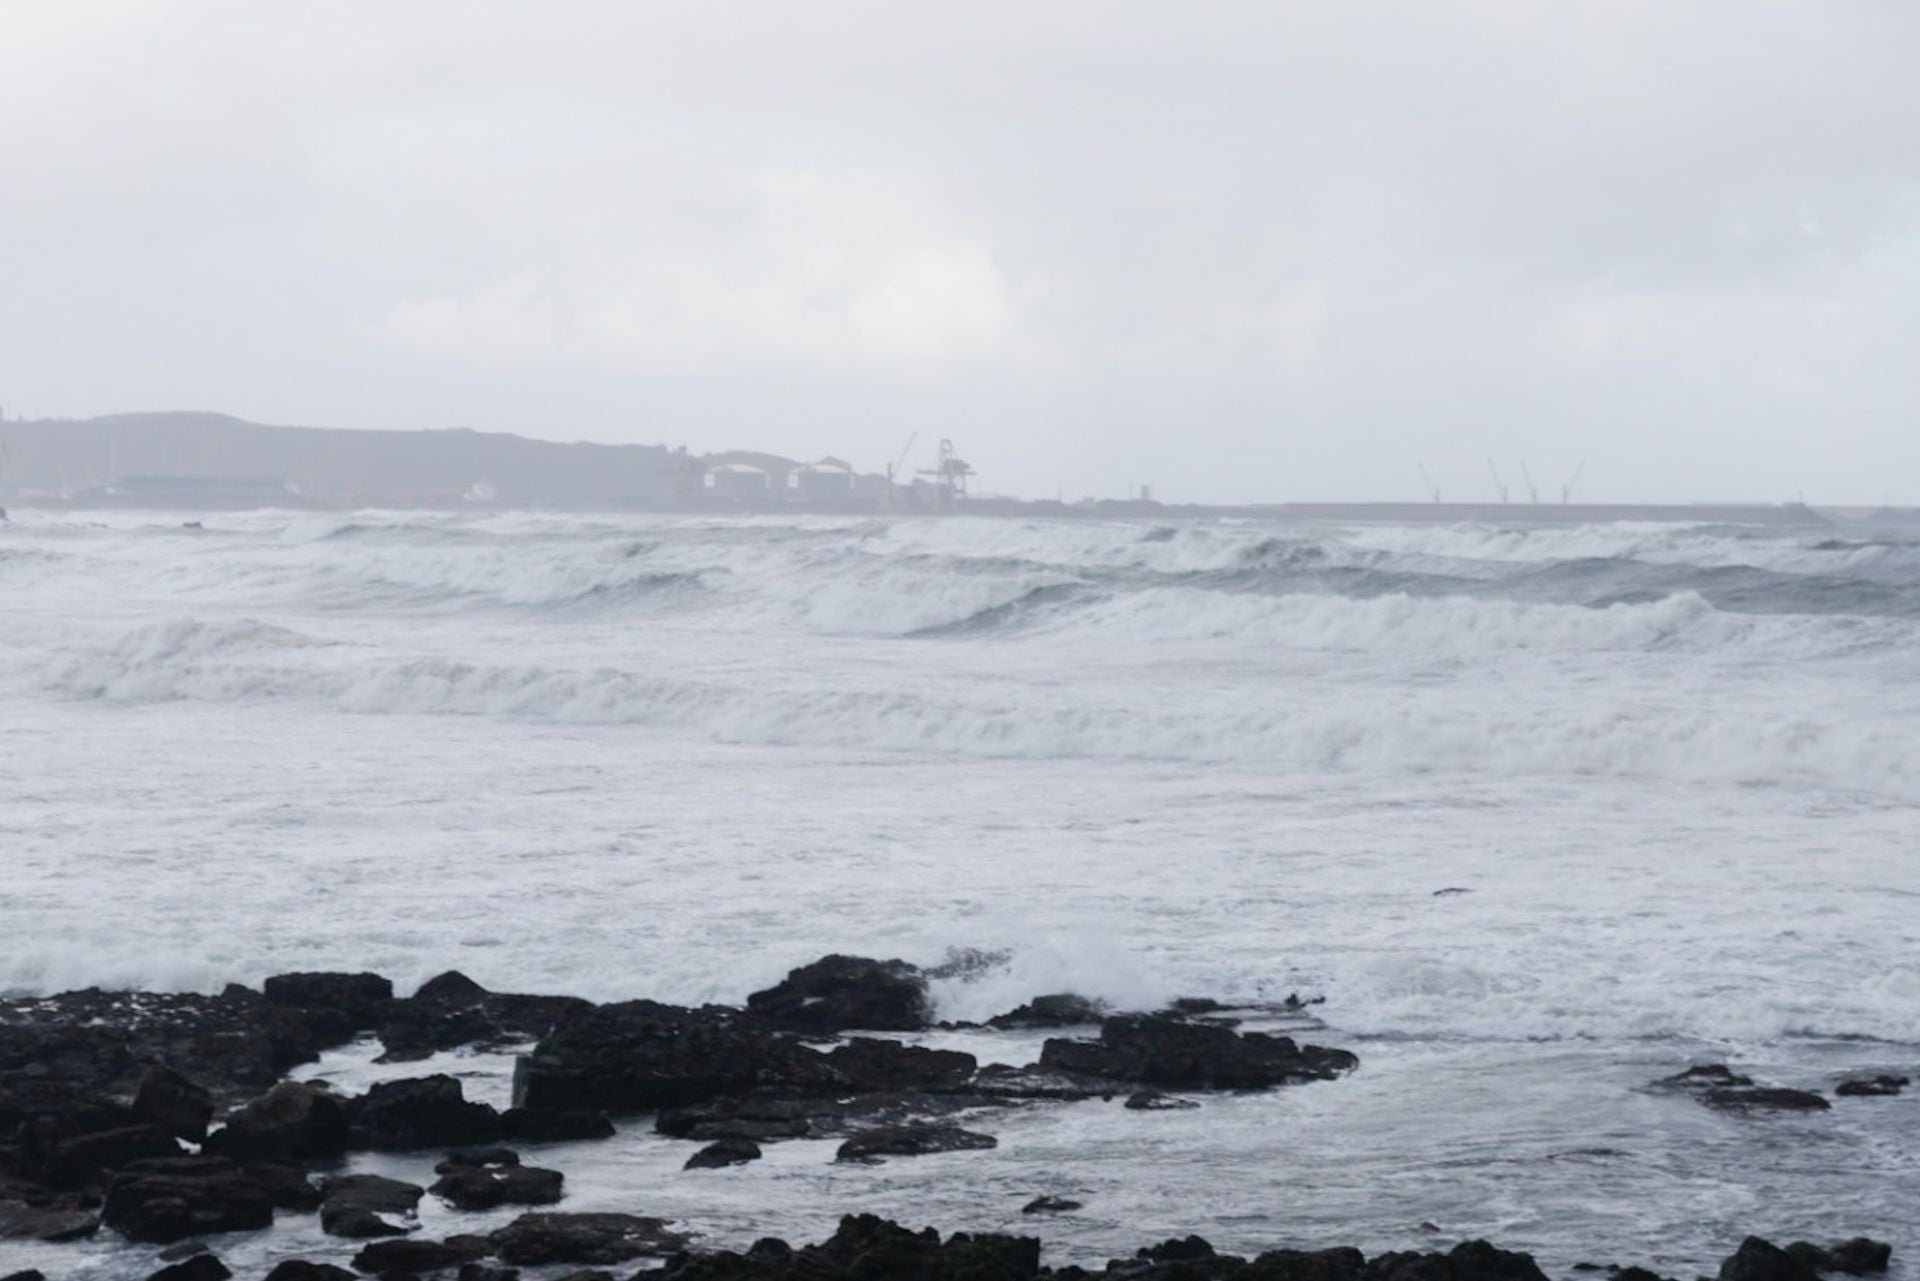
[2,7,1917,1281]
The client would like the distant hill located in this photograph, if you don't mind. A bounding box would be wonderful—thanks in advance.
[0,412,708,508]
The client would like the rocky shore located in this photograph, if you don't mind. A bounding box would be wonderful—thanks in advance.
[0,955,1895,1281]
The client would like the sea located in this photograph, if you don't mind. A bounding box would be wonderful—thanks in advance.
[2,508,1917,1279]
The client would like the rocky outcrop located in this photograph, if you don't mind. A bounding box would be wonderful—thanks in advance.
[512,1001,842,1114]
[1039,1015,1357,1089]
[489,1211,690,1266]
[346,1075,504,1150]
[102,1156,277,1243]
[1835,1076,1908,1098]
[204,1081,350,1164]
[835,1123,998,1162]
[989,995,1108,1029]
[431,1161,564,1210]
[685,1138,763,1169]
[318,1173,423,1238]
[745,956,930,1033]
[377,972,594,1063]
[350,1235,490,1275]
[1657,1067,1829,1113]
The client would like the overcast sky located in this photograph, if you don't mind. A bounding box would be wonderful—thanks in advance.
[3,2,1917,504]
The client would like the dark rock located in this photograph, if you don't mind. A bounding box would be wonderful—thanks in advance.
[655,1214,1036,1281]
[348,1076,503,1150]
[835,1123,997,1162]
[1657,1067,1829,1113]
[744,955,930,1033]
[204,1081,350,1163]
[512,1001,841,1114]
[1140,1234,1216,1261]
[1719,1237,1819,1281]
[1664,1065,1754,1088]
[1039,1014,1357,1089]
[378,976,593,1063]
[656,1097,816,1142]
[133,1067,216,1143]
[435,1147,520,1172]
[242,1162,324,1211]
[970,1063,1121,1101]
[552,1273,616,1281]
[0,987,337,1103]
[145,1254,232,1281]
[684,1138,761,1170]
[263,973,394,1030]
[1125,1090,1201,1110]
[499,1108,615,1143]
[351,1235,490,1275]
[1246,1245,1369,1281]
[430,1164,563,1210]
[263,1264,357,1281]
[455,1266,520,1281]
[103,1156,277,1242]
[1788,1239,1892,1275]
[1021,1196,1081,1214]
[1703,1087,1829,1113]
[0,1272,46,1281]
[988,995,1107,1029]
[0,1198,101,1240]
[822,1039,976,1093]
[320,1173,424,1237]
[489,1211,690,1265]
[40,1123,181,1188]
[1835,1076,1908,1098]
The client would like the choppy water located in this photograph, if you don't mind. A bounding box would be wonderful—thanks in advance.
[2,509,1917,1278]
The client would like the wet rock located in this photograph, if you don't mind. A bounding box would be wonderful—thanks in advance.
[430,1163,564,1210]
[1365,1240,1548,1281]
[263,1264,357,1281]
[263,973,394,1033]
[351,1235,491,1275]
[133,1067,216,1143]
[242,1162,325,1211]
[0,1273,45,1281]
[744,955,930,1033]
[1245,1245,1370,1280]
[1139,1234,1217,1262]
[489,1211,691,1265]
[1718,1237,1820,1281]
[1021,1195,1081,1214]
[319,1173,424,1238]
[348,1076,504,1150]
[499,1107,615,1143]
[835,1123,998,1162]
[378,974,593,1063]
[1125,1090,1201,1111]
[0,987,336,1101]
[455,1265,521,1281]
[39,1122,181,1188]
[435,1147,520,1172]
[204,1081,350,1164]
[1786,1239,1892,1275]
[658,1088,994,1144]
[684,1138,761,1170]
[1656,1068,1830,1114]
[823,1039,975,1093]
[0,1198,100,1241]
[1704,1087,1829,1113]
[145,1254,232,1281]
[1039,1014,1357,1089]
[512,1001,841,1114]
[988,995,1107,1029]
[970,1063,1121,1101]
[102,1156,277,1243]
[655,1214,1036,1281]
[1835,1076,1908,1098]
